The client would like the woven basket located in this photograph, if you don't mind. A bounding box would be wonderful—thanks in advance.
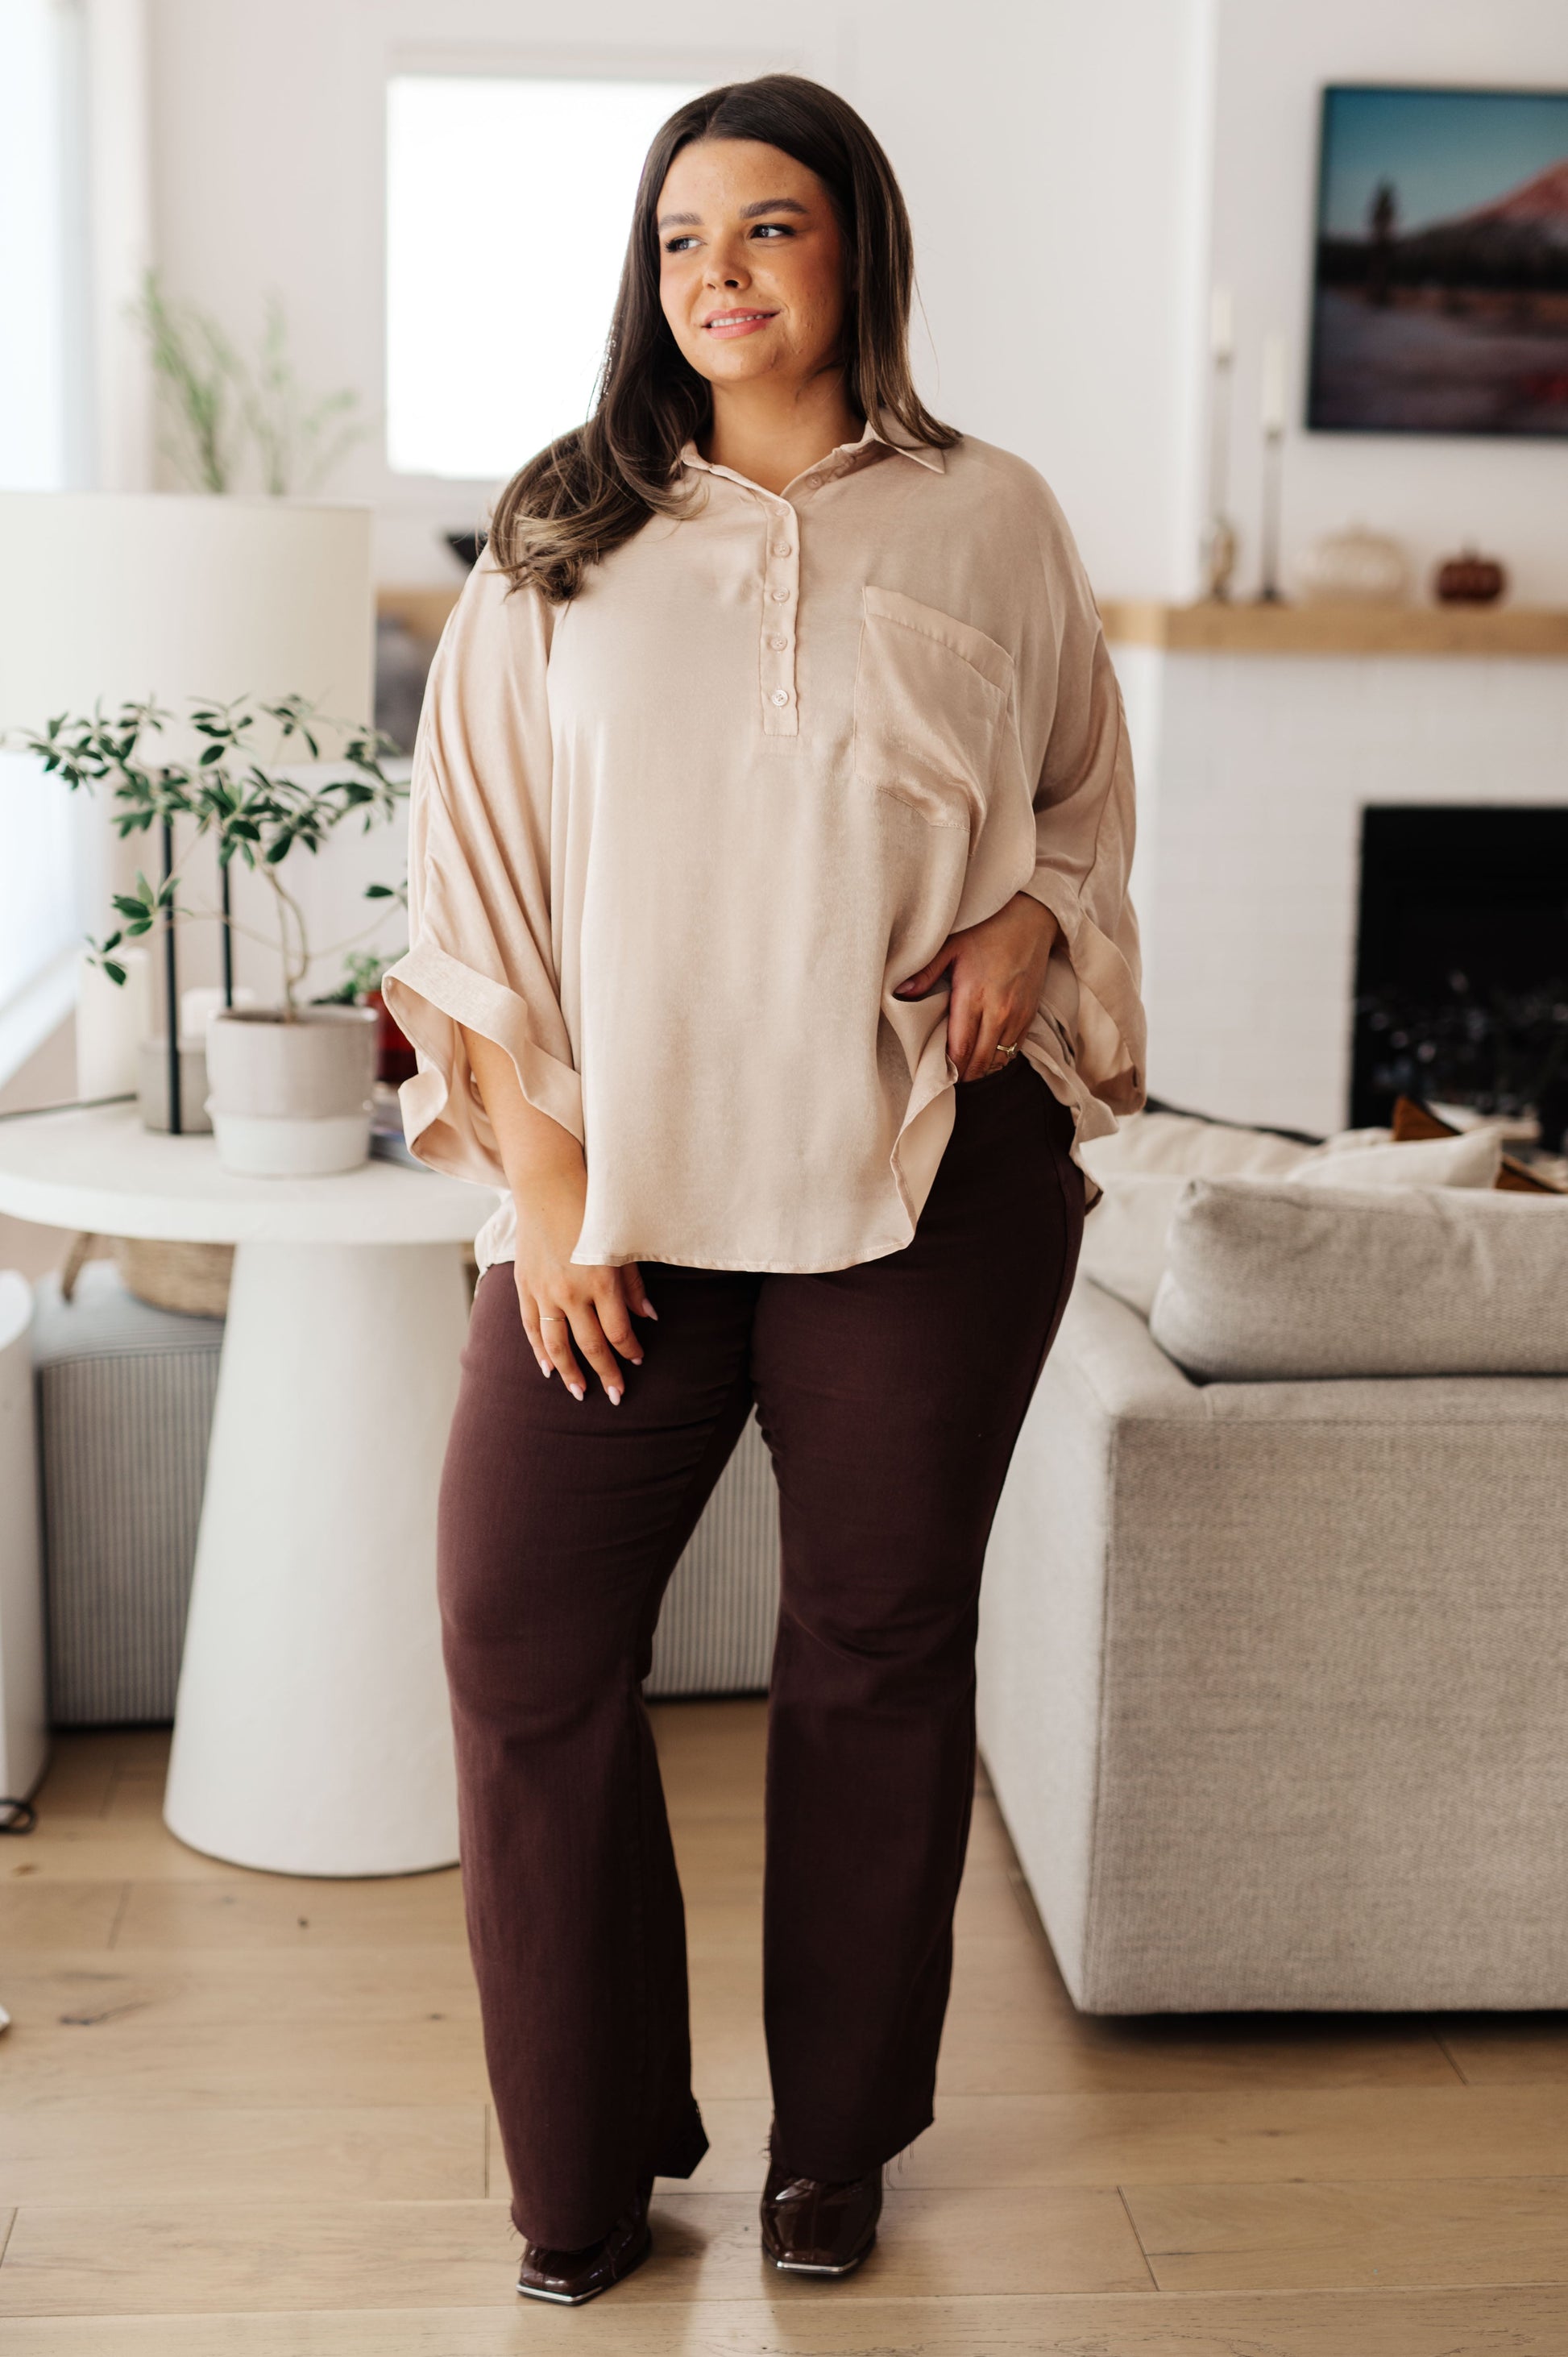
[114,1238,234,1321]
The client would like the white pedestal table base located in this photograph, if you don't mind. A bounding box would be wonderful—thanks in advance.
[164,1240,468,1875]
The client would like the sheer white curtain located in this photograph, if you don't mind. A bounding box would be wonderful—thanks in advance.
[0,0,89,1065]
[0,0,80,492]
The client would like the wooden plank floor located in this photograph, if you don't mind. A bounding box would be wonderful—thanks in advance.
[2,1703,1566,2352]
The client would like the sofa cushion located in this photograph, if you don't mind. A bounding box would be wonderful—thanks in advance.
[1082,1117,1512,1317]
[1079,1113,1308,1316]
[1081,1109,1310,1181]
[1075,1172,1188,1316]
[1149,1178,1568,1379]
[1288,1127,1503,1191]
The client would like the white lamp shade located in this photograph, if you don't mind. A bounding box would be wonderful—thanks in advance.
[0,492,373,732]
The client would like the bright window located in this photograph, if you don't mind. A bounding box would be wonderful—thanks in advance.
[386,73,707,480]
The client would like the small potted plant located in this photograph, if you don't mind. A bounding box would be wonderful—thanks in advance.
[21,695,406,1176]
[131,270,367,498]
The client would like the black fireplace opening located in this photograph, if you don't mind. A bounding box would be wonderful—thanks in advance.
[1351,806,1568,1147]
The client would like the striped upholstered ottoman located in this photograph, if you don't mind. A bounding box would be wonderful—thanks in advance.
[645,1413,779,1698]
[32,1261,778,1722]
[31,1261,222,1725]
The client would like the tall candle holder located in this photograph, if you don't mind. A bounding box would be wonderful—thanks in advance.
[1201,288,1238,601]
[1256,331,1288,605]
[160,811,182,1132]
[1257,425,1285,604]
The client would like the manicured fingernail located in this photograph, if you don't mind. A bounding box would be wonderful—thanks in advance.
[568,1381,584,1401]
[607,1384,623,1405]
[537,1359,550,1379]
[641,1301,658,1320]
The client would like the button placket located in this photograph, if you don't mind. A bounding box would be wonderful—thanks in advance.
[758,495,799,739]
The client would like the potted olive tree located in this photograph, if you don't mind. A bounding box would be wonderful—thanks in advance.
[23,695,406,1176]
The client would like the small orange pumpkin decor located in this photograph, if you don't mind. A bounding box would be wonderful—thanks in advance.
[1433,549,1508,604]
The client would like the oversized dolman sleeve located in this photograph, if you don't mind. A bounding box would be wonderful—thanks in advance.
[1016,504,1147,1122]
[380,556,582,1187]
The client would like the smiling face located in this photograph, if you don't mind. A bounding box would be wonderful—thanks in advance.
[656,139,851,400]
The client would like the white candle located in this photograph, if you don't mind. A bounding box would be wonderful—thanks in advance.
[1261,333,1288,434]
[1209,287,1234,363]
[76,945,151,1099]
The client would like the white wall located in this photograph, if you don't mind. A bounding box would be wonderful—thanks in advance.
[1125,641,1568,1132]
[140,2,1568,599]
[1210,0,1568,605]
[852,0,1212,601]
[143,0,1209,598]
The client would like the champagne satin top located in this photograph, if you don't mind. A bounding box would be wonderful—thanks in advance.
[383,416,1145,1273]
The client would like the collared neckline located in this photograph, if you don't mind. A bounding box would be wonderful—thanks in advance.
[679,410,947,489]
[864,413,946,472]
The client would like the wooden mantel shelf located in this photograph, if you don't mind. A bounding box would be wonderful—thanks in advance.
[382,584,1568,660]
[1099,598,1568,658]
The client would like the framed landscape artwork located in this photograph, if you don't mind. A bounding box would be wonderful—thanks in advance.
[1309,85,1568,436]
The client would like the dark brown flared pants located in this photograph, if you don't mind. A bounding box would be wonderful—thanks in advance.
[438,1056,1084,2247]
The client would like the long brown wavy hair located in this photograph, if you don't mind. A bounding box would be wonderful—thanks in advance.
[489,73,958,604]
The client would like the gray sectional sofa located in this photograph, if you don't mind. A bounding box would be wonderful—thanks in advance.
[977,1142,1568,2014]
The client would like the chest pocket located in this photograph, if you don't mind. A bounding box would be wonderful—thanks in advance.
[852,585,1014,832]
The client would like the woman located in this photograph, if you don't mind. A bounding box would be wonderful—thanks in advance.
[383,72,1143,2306]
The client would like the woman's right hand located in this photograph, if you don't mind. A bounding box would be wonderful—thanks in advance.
[512,1160,657,1405]
[458,1022,657,1405]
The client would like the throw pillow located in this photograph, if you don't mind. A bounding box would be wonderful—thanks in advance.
[1149,1178,1568,1380]
[1392,1093,1562,1195]
[1286,1129,1503,1191]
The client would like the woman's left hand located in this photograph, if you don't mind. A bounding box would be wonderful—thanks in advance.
[893,892,1060,1081]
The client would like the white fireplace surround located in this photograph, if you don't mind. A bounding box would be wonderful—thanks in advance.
[1113,641,1568,1139]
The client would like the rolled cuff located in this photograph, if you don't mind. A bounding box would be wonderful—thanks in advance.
[381,938,583,1190]
[1018,865,1083,941]
[1019,865,1145,1120]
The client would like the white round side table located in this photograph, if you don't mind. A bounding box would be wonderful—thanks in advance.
[0,1106,487,1877]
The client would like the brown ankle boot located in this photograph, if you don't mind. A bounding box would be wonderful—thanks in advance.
[515,2179,653,2305]
[760,2149,882,2276]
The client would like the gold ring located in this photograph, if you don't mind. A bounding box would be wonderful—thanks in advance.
[994,1041,1020,1059]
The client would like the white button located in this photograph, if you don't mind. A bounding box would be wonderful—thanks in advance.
[772,541,793,557]
[804,475,822,489]
[770,587,790,602]
[768,634,788,649]
[770,688,790,707]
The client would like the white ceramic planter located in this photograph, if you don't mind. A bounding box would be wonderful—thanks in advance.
[205,1006,378,1177]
